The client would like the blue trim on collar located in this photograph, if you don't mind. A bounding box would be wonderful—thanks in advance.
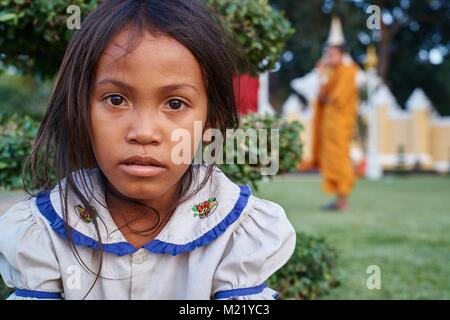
[143,185,251,256]
[36,185,251,257]
[214,283,267,299]
[15,289,62,299]
[36,192,136,256]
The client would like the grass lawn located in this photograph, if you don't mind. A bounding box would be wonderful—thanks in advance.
[257,174,450,299]
[1,175,449,300]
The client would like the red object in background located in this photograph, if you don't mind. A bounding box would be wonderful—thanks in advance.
[233,74,259,115]
[356,157,367,178]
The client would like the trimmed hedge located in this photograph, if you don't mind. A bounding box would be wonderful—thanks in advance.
[0,278,12,300]
[219,113,303,191]
[0,112,38,189]
[268,232,340,299]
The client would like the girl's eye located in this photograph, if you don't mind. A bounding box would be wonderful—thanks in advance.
[104,94,127,107]
[166,99,186,111]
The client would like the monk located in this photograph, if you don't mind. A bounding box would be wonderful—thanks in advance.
[311,45,359,211]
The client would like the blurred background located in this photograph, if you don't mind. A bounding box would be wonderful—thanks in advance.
[0,0,449,299]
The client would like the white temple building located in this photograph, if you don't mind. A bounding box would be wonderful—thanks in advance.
[281,17,450,173]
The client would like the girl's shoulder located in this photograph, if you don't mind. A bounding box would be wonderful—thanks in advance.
[193,166,297,299]
[0,196,63,299]
[0,195,51,238]
[186,164,296,242]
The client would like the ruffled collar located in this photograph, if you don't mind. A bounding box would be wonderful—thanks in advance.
[35,165,251,256]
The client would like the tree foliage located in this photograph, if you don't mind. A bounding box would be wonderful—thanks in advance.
[0,0,97,78]
[0,0,293,78]
[270,0,450,116]
[206,0,294,75]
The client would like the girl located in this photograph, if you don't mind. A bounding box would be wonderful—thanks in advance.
[0,0,296,300]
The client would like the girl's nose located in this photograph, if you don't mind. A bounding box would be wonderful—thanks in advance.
[126,109,163,145]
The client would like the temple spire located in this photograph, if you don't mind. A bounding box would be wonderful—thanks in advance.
[326,15,345,46]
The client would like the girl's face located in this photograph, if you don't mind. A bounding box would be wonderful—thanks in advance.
[90,29,208,204]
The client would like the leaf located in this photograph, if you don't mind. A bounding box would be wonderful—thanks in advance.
[0,12,17,22]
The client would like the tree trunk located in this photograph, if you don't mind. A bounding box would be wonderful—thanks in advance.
[378,20,401,83]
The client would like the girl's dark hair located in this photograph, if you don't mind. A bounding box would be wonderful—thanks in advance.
[24,0,239,298]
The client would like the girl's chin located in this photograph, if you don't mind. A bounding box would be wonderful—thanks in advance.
[118,189,166,203]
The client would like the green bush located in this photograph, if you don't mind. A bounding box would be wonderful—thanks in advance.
[0,0,97,78]
[206,0,294,75]
[267,232,340,300]
[0,112,38,189]
[1,0,292,78]
[0,278,12,300]
[0,74,51,118]
[219,113,303,191]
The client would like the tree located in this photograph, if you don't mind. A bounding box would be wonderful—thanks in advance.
[270,0,450,116]
[206,0,294,75]
[0,0,293,78]
[0,0,97,79]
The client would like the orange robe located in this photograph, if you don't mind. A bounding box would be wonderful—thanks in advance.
[311,63,359,196]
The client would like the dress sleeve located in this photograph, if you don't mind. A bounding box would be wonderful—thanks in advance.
[0,199,63,300]
[212,196,296,300]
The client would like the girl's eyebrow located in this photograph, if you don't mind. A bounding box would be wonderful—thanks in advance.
[96,79,132,92]
[96,78,199,94]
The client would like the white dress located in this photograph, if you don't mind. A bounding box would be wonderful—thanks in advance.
[0,165,296,300]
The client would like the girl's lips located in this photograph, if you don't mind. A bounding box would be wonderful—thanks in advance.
[119,164,166,178]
